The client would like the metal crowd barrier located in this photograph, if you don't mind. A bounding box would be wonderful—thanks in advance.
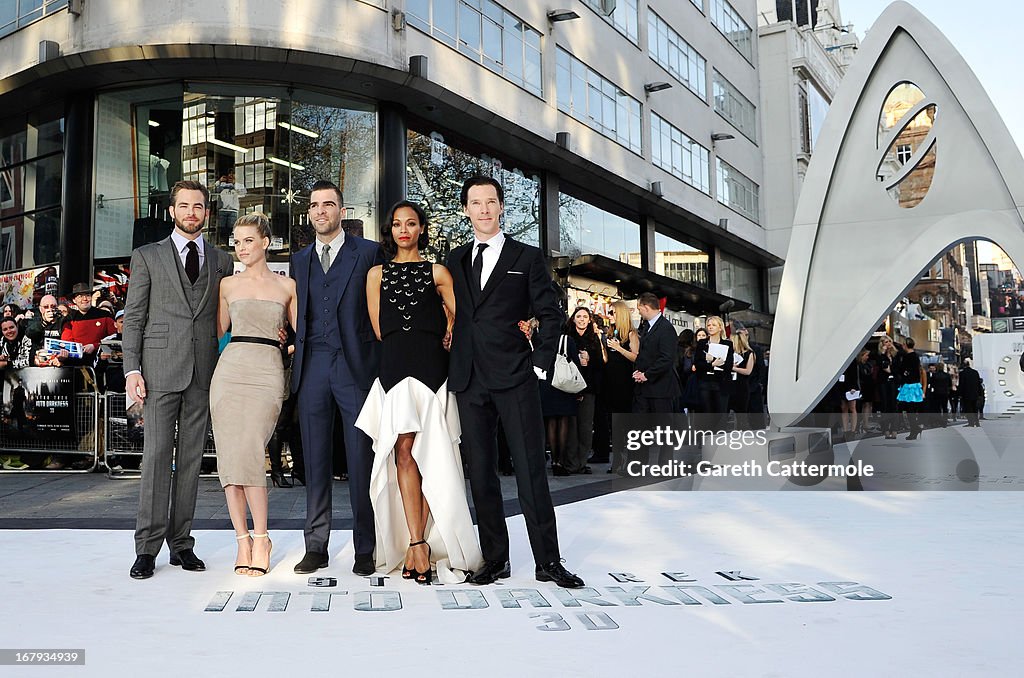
[0,367,100,473]
[103,392,220,479]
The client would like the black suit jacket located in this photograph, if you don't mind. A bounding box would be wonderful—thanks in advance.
[634,316,680,399]
[446,235,564,392]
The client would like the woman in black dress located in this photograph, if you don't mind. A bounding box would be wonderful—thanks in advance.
[562,307,605,474]
[693,315,734,429]
[540,328,583,476]
[605,300,639,473]
[356,201,482,584]
[729,325,756,429]
[877,336,899,439]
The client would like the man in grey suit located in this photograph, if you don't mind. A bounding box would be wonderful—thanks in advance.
[122,180,234,580]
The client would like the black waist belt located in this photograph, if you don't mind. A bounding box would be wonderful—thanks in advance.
[230,336,279,348]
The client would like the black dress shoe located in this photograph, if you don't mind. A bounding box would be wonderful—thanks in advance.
[294,551,328,574]
[468,560,511,585]
[536,560,585,588]
[130,554,156,580]
[168,549,206,571]
[353,553,375,576]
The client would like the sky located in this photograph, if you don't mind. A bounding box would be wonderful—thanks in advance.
[840,0,1023,148]
[839,0,1021,268]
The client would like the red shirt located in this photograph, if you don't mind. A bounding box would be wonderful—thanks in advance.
[61,307,117,347]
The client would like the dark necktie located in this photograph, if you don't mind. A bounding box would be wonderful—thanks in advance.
[185,241,199,285]
[472,242,488,293]
[638,319,650,340]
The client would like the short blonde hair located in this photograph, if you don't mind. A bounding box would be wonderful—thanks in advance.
[234,212,272,240]
[705,315,725,340]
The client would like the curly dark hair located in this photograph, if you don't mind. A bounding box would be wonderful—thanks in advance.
[380,200,430,259]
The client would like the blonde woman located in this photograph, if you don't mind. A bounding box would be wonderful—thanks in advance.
[693,315,734,428]
[729,324,756,429]
[876,336,899,439]
[604,301,639,472]
[210,213,298,576]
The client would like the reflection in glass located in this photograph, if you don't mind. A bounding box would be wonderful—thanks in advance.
[94,87,376,259]
[878,82,925,135]
[653,232,709,288]
[877,87,937,209]
[886,142,936,209]
[558,193,640,265]
[0,108,64,273]
[406,130,539,263]
[718,251,762,310]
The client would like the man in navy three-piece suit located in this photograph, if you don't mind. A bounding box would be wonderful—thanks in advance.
[290,180,383,577]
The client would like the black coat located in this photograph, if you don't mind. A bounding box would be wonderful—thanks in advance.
[446,236,564,392]
[634,316,680,399]
[958,367,982,401]
[693,338,735,386]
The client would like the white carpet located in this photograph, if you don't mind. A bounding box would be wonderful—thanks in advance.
[2,490,1021,676]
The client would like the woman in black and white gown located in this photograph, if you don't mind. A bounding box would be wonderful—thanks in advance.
[355,201,482,584]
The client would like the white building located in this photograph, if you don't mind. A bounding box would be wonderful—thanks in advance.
[0,0,780,319]
[756,0,857,311]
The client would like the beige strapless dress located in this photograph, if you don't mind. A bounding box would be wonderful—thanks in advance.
[210,299,286,487]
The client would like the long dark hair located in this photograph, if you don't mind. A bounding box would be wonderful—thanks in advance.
[565,307,599,351]
[380,200,430,259]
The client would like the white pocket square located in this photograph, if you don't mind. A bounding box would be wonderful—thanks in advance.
[507,271,526,275]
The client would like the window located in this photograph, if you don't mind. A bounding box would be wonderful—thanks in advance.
[407,129,540,261]
[718,252,763,310]
[896,144,913,164]
[651,114,710,195]
[94,85,377,259]
[0,109,64,273]
[556,48,643,154]
[406,0,544,97]
[648,11,707,100]
[655,232,709,288]
[799,78,830,154]
[559,192,640,264]
[582,0,639,44]
[716,158,760,223]
[0,0,67,38]
[713,70,757,142]
[710,0,753,63]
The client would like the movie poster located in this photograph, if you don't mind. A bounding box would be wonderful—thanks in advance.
[0,366,75,444]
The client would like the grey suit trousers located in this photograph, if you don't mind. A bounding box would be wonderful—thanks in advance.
[134,379,211,556]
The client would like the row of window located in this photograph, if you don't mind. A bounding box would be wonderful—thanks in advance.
[406,0,544,97]
[555,48,643,155]
[407,0,758,212]
[582,0,751,65]
[0,0,67,39]
[1,112,65,272]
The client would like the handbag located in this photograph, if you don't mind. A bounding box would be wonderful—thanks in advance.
[551,334,587,394]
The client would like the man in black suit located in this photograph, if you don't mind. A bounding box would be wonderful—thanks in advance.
[447,176,584,589]
[632,293,680,413]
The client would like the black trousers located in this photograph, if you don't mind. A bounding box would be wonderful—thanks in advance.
[457,374,559,565]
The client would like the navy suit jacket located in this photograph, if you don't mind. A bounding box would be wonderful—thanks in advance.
[290,234,384,393]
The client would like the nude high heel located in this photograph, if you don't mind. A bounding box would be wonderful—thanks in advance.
[248,533,273,576]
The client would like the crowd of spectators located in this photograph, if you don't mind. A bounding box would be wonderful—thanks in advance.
[1,282,126,471]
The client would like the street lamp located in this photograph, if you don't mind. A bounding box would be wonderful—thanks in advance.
[547,9,581,22]
[644,82,673,94]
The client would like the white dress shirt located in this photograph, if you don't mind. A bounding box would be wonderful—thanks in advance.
[170,231,206,270]
[472,230,506,288]
[315,230,346,270]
